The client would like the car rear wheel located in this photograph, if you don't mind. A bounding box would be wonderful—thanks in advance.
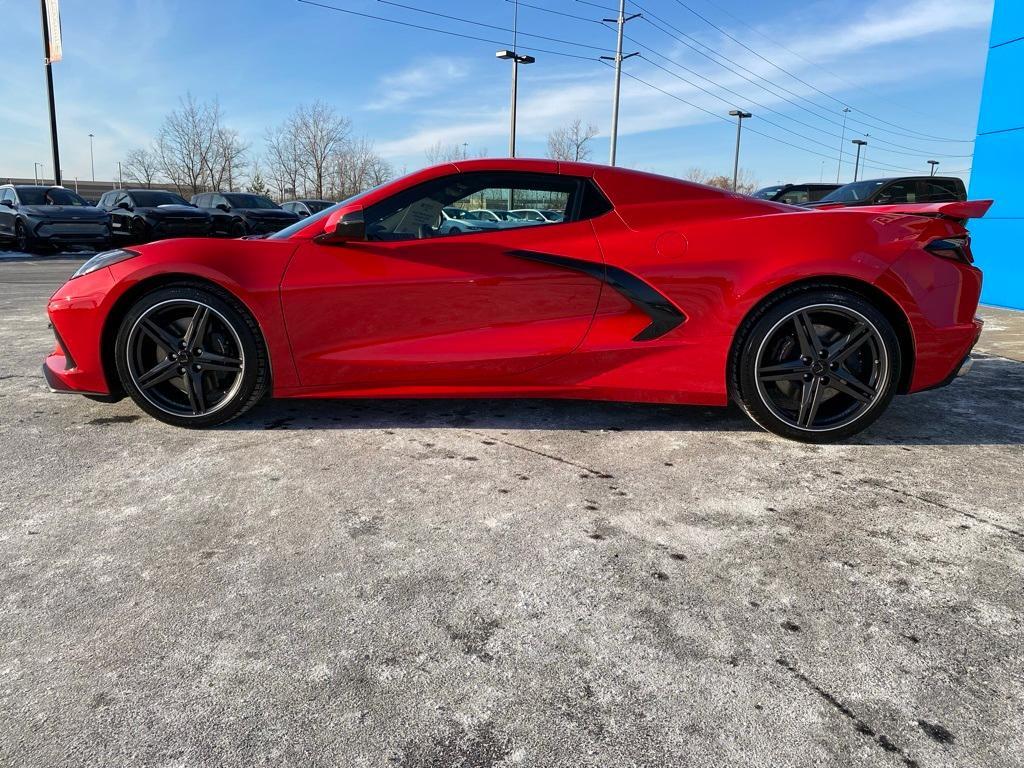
[130,217,149,242]
[734,288,901,442]
[114,284,269,427]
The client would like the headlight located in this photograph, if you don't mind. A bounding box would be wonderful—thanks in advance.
[72,249,139,279]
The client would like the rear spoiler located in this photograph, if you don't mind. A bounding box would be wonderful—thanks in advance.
[830,200,994,220]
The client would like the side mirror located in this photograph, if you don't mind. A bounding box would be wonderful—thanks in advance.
[0,199,13,208]
[117,201,131,211]
[216,203,230,212]
[315,208,365,245]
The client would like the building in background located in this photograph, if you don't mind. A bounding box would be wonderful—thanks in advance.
[969,0,1022,310]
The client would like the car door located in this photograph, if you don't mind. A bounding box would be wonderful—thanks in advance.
[280,171,605,390]
[0,189,15,238]
[107,192,133,237]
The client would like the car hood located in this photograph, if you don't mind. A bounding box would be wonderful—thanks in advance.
[139,205,209,217]
[237,208,298,218]
[20,205,108,218]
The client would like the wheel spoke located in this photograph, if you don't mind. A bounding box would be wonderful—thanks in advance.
[136,358,179,390]
[796,378,824,428]
[185,371,206,414]
[198,351,242,373]
[793,311,823,358]
[183,306,210,351]
[140,318,180,352]
[758,360,807,382]
[830,369,877,404]
[828,323,872,365]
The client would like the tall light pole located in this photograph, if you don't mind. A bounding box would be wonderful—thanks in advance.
[88,133,95,182]
[851,139,867,182]
[928,160,939,176]
[39,0,62,186]
[496,50,534,157]
[728,110,751,192]
[836,107,851,183]
[601,0,640,166]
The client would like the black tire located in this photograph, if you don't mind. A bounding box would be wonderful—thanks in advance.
[14,220,45,254]
[229,219,247,238]
[733,287,901,443]
[130,217,149,243]
[114,283,269,428]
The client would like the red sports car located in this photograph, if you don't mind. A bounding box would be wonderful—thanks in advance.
[44,159,989,442]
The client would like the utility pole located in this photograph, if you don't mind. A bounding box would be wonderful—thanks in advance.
[836,107,851,183]
[88,133,95,181]
[601,0,640,166]
[928,160,939,176]
[496,0,534,159]
[34,163,42,185]
[117,161,123,189]
[39,0,62,186]
[852,139,867,182]
[729,110,752,192]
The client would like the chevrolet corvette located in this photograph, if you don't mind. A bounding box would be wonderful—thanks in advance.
[44,159,990,442]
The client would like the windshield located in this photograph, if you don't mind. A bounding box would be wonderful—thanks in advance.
[752,185,785,200]
[269,185,383,240]
[224,194,278,209]
[819,180,885,203]
[132,191,190,207]
[305,200,334,213]
[17,187,90,206]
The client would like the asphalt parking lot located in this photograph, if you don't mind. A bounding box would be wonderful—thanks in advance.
[1,254,1021,767]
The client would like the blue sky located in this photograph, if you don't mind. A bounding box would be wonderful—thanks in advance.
[1,0,993,188]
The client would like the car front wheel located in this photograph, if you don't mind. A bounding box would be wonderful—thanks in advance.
[114,284,269,427]
[734,288,901,442]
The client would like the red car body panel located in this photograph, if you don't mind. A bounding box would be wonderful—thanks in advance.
[44,159,987,409]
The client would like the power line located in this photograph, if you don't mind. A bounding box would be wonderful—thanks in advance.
[295,0,600,60]
[669,0,973,142]
[629,6,973,158]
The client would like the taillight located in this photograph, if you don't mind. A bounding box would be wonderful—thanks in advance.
[925,236,973,264]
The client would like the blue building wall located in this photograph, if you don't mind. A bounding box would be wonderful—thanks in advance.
[968,0,1024,309]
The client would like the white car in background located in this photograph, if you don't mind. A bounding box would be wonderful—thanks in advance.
[508,208,565,223]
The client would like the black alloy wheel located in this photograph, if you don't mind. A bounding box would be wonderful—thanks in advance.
[230,220,247,238]
[115,284,269,427]
[735,289,900,442]
[130,217,149,242]
[14,220,29,252]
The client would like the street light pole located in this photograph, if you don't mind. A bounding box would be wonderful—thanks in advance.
[88,133,95,182]
[38,0,62,186]
[34,163,42,185]
[600,0,640,166]
[851,139,867,182]
[836,107,851,183]
[928,160,939,176]
[728,110,751,192]
[496,0,534,159]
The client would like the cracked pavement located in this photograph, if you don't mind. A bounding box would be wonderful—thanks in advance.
[1,256,1021,767]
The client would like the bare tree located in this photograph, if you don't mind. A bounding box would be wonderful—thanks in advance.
[685,167,758,195]
[424,141,465,164]
[265,121,303,200]
[546,119,599,162]
[209,128,249,192]
[155,94,223,196]
[332,138,393,199]
[291,102,351,199]
[122,147,161,188]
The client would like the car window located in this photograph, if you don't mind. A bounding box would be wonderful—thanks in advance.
[363,172,582,242]
[778,188,810,205]
[114,193,130,208]
[1,189,14,204]
[917,180,961,203]
[17,187,90,206]
[224,193,277,209]
[131,191,190,207]
[876,182,916,204]
[819,180,884,203]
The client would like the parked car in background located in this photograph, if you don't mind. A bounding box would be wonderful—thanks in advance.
[0,184,110,253]
[438,206,503,235]
[281,199,335,218]
[752,183,841,205]
[97,189,212,243]
[191,192,300,236]
[508,208,564,223]
[805,177,967,209]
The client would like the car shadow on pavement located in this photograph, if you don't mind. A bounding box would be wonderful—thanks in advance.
[227,355,1024,447]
